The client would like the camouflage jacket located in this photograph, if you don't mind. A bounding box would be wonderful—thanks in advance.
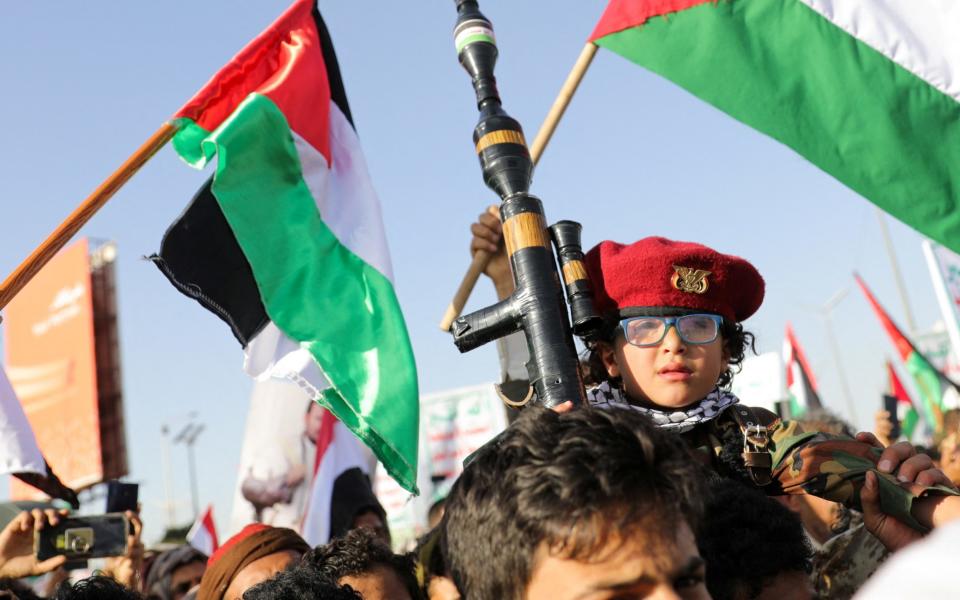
[811,512,888,598]
[686,405,955,530]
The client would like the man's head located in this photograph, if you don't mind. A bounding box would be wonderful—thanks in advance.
[938,432,960,486]
[698,480,813,600]
[242,567,362,600]
[330,468,391,546]
[144,545,207,600]
[53,576,142,600]
[304,527,421,600]
[197,524,310,600]
[304,401,326,444]
[443,407,708,600]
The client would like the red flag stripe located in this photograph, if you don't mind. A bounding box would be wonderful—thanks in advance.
[312,407,337,476]
[785,322,819,391]
[201,505,219,552]
[887,361,913,407]
[590,0,712,41]
[854,273,913,362]
[172,0,331,162]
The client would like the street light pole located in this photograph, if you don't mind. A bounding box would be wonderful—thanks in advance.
[820,288,859,425]
[160,424,176,528]
[173,421,205,520]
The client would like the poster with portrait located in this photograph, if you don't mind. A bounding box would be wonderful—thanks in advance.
[228,378,327,535]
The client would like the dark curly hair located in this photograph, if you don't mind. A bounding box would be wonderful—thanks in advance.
[697,479,812,600]
[584,311,756,391]
[54,576,143,600]
[302,528,422,599]
[442,406,709,600]
[242,567,362,600]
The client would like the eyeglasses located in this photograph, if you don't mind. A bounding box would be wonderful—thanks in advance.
[619,314,723,347]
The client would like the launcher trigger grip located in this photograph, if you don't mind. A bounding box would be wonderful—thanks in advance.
[495,382,533,408]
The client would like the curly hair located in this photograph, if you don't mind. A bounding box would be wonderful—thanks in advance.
[242,567,362,600]
[303,528,422,599]
[584,312,756,391]
[697,479,812,600]
[442,406,708,600]
[54,576,143,600]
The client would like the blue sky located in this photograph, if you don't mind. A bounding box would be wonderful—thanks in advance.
[0,2,944,541]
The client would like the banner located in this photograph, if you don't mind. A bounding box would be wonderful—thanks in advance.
[4,239,103,498]
[229,378,328,535]
[922,239,960,384]
[731,352,786,416]
[374,383,508,549]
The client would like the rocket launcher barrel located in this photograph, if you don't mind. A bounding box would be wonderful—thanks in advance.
[450,0,587,408]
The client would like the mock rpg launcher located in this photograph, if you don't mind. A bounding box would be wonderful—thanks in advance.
[449,0,602,408]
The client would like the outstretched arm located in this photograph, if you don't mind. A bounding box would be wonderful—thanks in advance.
[769,420,957,532]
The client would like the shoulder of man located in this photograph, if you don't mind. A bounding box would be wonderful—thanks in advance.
[813,521,888,598]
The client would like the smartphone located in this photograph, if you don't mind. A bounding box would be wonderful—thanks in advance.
[105,481,139,514]
[35,513,129,561]
[882,394,901,441]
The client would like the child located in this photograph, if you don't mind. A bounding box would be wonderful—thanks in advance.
[468,210,956,531]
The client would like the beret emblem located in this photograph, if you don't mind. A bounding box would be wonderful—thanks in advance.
[671,265,711,295]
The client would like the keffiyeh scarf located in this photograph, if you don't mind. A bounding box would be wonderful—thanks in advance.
[587,381,740,433]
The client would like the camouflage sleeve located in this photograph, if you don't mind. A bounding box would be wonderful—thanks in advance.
[769,419,957,531]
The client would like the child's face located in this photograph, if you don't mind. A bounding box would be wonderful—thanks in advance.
[600,326,728,409]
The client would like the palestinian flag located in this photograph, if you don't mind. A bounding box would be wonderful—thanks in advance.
[151,0,419,493]
[783,323,823,417]
[590,1,960,254]
[887,361,919,441]
[855,273,959,435]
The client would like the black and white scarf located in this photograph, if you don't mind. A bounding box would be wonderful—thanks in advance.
[586,381,740,433]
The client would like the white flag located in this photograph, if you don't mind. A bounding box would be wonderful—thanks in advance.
[0,366,45,475]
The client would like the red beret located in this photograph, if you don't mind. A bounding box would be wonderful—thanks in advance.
[584,237,764,322]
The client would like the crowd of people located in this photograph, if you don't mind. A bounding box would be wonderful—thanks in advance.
[0,219,958,599]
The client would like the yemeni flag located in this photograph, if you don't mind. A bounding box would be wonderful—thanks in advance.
[590,1,960,253]
[151,0,419,493]
[855,273,959,435]
[187,504,219,557]
[887,361,919,441]
[301,408,375,545]
[782,323,823,417]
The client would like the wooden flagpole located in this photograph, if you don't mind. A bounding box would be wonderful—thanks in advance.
[439,42,598,331]
[0,122,178,312]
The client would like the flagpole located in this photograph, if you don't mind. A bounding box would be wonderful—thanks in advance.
[439,42,598,331]
[0,122,178,311]
[875,208,918,333]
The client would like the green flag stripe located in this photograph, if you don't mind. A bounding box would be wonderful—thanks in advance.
[190,93,418,492]
[901,404,919,440]
[906,351,943,434]
[595,1,960,253]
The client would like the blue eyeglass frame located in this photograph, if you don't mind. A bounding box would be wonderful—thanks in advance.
[618,314,724,347]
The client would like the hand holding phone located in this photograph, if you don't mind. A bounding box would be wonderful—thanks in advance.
[34,513,130,562]
[0,509,70,579]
